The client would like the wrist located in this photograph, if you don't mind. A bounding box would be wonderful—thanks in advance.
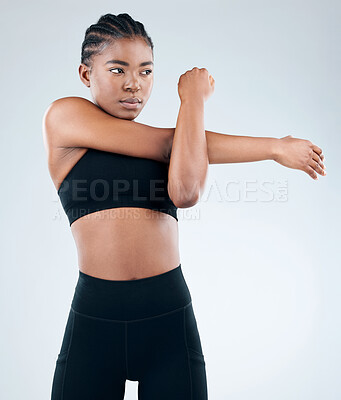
[180,97,205,107]
[270,138,281,161]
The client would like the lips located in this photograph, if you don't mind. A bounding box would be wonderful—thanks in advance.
[119,101,141,110]
[120,97,141,104]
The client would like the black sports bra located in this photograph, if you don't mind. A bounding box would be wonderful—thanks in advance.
[57,148,178,226]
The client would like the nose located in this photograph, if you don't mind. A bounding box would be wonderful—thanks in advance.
[123,73,141,92]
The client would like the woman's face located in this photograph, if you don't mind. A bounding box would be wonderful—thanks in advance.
[79,37,154,120]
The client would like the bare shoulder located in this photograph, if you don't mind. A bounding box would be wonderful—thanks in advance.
[42,94,171,175]
[42,97,92,191]
[42,95,173,190]
[44,96,92,116]
[48,96,96,111]
[42,96,95,145]
[48,95,94,107]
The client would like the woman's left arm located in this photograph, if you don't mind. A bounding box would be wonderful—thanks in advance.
[167,130,326,180]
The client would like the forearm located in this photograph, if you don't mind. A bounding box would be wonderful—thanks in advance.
[204,130,280,164]
[166,129,279,164]
[167,99,209,208]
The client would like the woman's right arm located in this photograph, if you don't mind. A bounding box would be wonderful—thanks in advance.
[42,96,173,163]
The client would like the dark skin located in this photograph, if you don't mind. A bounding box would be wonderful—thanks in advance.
[45,38,181,280]
[79,37,154,121]
[78,37,326,181]
[43,37,326,280]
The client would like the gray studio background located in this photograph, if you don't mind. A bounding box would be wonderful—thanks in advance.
[1,0,340,399]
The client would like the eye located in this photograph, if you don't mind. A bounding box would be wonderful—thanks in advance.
[109,68,153,76]
[110,68,124,74]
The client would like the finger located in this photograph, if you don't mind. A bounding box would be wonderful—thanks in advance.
[311,143,323,156]
[305,165,318,180]
[309,157,327,176]
[311,152,326,171]
[313,148,325,165]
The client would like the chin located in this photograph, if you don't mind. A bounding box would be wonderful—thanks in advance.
[120,114,138,121]
[107,104,144,120]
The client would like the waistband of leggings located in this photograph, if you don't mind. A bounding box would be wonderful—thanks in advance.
[71,263,192,321]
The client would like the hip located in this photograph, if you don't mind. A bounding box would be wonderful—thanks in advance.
[71,263,192,321]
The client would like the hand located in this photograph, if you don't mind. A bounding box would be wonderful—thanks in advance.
[273,135,326,180]
[178,67,215,103]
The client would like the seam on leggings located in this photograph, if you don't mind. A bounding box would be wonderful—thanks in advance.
[125,321,129,379]
[183,307,193,400]
[70,302,192,323]
[61,309,75,400]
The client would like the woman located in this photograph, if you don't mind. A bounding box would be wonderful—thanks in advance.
[43,13,326,400]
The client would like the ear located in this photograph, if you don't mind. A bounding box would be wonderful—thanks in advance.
[79,64,91,88]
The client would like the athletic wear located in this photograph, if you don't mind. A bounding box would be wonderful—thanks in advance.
[57,148,178,226]
[51,264,208,399]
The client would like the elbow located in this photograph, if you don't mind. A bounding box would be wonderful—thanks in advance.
[167,181,200,208]
[171,195,200,209]
[175,197,199,209]
[171,197,199,208]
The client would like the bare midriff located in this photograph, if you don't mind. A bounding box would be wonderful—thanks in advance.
[70,207,181,280]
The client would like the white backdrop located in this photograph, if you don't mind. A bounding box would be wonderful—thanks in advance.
[1,0,340,399]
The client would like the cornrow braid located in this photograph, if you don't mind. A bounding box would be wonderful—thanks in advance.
[81,13,154,72]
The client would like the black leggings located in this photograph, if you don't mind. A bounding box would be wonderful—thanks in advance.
[51,264,208,399]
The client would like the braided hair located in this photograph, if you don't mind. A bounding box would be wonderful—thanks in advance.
[81,13,154,73]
